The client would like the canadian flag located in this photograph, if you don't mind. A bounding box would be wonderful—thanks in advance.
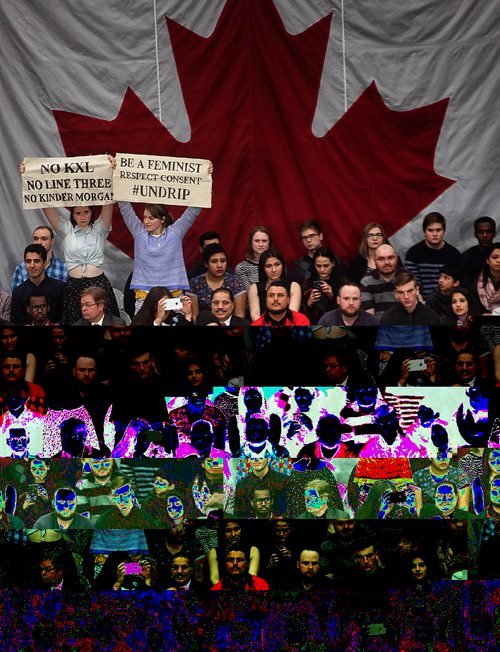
[2,0,498,290]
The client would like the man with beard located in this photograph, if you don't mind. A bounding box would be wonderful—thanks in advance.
[34,486,94,529]
[290,548,334,590]
[249,487,275,519]
[251,281,310,326]
[210,547,269,590]
[320,519,359,581]
[360,244,405,319]
[95,475,158,528]
[419,481,474,519]
[0,353,45,415]
[233,457,288,518]
[76,458,117,525]
[318,282,378,326]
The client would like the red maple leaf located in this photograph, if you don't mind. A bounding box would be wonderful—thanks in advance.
[53,0,454,265]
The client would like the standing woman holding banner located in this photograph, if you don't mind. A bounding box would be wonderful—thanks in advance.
[20,160,119,325]
[112,158,213,315]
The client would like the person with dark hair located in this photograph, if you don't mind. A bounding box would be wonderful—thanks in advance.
[131,286,193,326]
[248,248,301,322]
[318,281,378,326]
[0,351,45,416]
[404,211,461,297]
[189,243,247,318]
[165,553,203,591]
[461,216,497,288]
[143,468,190,528]
[235,225,272,291]
[95,475,158,528]
[210,287,251,326]
[73,286,126,326]
[290,219,327,284]
[302,246,347,324]
[25,292,54,326]
[39,548,89,592]
[380,271,440,325]
[93,550,146,591]
[56,417,94,457]
[188,230,222,279]
[419,480,474,519]
[12,224,68,290]
[18,459,56,527]
[11,244,66,324]
[75,458,117,524]
[475,242,500,314]
[233,458,288,518]
[251,280,310,326]
[33,485,94,529]
[20,157,120,324]
[110,348,169,448]
[425,264,462,323]
[210,546,269,590]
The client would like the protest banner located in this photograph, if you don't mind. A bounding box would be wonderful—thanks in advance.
[22,155,113,209]
[113,153,212,207]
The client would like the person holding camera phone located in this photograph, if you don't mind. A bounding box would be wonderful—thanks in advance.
[302,246,347,324]
[131,286,193,326]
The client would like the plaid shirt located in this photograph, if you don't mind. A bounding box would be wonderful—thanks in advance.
[11,255,68,290]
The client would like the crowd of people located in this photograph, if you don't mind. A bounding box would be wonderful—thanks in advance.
[1,189,500,648]
[3,186,500,327]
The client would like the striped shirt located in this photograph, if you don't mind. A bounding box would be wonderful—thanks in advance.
[360,267,405,317]
[404,240,461,297]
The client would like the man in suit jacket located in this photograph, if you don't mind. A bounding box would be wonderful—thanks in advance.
[210,287,250,326]
[72,286,125,326]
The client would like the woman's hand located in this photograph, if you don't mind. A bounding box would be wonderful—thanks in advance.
[19,161,26,174]
[308,289,321,307]
[181,295,193,321]
[154,298,168,325]
[108,155,117,169]
[115,562,126,586]
[399,358,411,386]
[320,281,333,299]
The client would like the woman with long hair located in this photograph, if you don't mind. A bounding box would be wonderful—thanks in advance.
[302,246,346,324]
[189,243,247,318]
[475,243,500,313]
[131,286,193,326]
[234,225,272,291]
[248,248,301,321]
[349,222,390,282]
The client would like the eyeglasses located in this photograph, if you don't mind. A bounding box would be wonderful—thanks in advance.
[81,303,97,309]
[367,232,383,238]
[30,304,48,310]
[301,233,320,241]
[91,461,112,470]
[253,497,271,504]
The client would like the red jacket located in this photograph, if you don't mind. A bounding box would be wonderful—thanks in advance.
[251,310,310,327]
[210,575,269,591]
